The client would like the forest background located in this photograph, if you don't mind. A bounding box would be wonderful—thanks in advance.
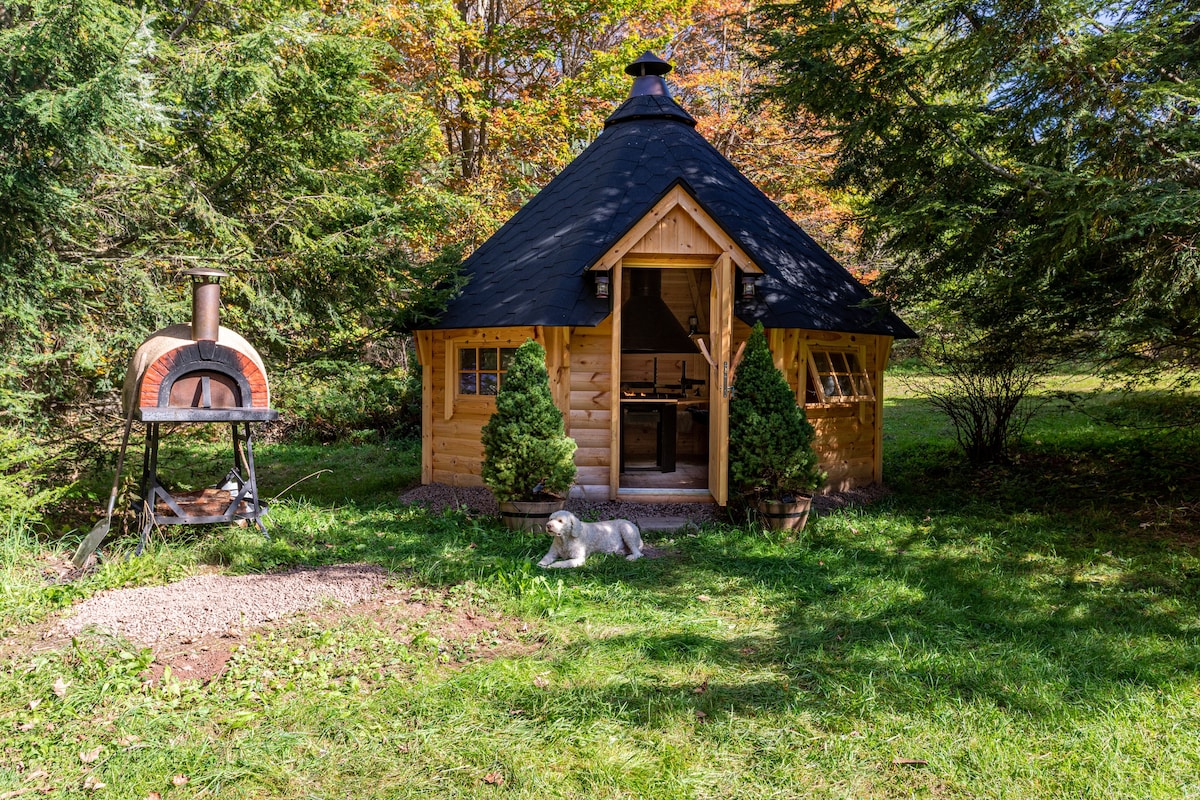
[3,0,1197,523]
[2,0,855,516]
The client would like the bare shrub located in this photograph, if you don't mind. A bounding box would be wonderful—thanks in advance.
[907,331,1051,466]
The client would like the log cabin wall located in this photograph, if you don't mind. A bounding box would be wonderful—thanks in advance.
[418,324,617,498]
[420,325,544,487]
[762,327,894,493]
[417,321,892,495]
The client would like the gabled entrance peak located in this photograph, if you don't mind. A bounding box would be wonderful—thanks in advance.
[590,184,758,273]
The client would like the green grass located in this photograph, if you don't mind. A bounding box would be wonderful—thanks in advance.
[2,378,1198,798]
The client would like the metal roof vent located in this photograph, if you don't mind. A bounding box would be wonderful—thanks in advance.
[625,51,672,98]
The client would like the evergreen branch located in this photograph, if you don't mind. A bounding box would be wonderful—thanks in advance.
[845,0,1044,195]
[170,0,209,41]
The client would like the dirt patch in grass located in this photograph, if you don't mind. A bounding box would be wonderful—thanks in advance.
[58,563,390,645]
[137,586,536,685]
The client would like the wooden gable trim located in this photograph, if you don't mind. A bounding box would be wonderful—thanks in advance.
[590,185,760,274]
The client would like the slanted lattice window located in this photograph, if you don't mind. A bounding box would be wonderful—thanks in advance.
[458,346,517,396]
[805,348,874,404]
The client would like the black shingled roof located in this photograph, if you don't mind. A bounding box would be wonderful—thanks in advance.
[430,81,914,339]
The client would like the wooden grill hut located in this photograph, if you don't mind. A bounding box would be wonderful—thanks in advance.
[414,53,914,504]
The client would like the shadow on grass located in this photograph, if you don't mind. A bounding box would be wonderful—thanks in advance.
[90,387,1200,728]
[182,489,1199,725]
[883,394,1200,540]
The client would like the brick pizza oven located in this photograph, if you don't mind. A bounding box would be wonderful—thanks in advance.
[120,268,278,554]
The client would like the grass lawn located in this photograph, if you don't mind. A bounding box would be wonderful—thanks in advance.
[2,376,1198,798]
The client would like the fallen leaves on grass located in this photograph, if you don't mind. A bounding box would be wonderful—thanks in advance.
[52,678,69,698]
[483,772,505,786]
[171,775,189,787]
[79,747,102,764]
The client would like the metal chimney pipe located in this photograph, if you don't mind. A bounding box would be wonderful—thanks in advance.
[184,268,228,342]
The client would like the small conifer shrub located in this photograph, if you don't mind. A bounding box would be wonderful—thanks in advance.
[728,322,823,500]
[481,339,577,502]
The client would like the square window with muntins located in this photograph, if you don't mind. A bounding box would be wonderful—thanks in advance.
[457,346,517,397]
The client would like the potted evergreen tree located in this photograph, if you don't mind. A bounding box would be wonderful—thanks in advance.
[728,322,824,530]
[481,339,577,531]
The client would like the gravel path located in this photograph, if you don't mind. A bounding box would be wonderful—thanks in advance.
[59,564,388,645]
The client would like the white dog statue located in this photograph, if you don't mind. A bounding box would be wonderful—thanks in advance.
[537,510,644,568]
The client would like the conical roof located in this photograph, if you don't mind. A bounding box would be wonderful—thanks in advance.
[431,56,913,338]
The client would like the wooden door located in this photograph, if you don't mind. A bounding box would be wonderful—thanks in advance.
[707,253,732,505]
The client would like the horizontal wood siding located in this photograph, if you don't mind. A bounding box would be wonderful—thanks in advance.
[808,404,877,492]
[420,320,892,496]
[568,320,614,496]
[795,330,891,492]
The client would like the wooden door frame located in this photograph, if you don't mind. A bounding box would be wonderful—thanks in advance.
[707,253,732,506]
[605,254,737,504]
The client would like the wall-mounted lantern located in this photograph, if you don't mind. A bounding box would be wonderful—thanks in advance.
[740,273,758,300]
[593,270,611,300]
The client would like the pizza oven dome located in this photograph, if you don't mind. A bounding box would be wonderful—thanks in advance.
[121,323,271,419]
[120,269,275,422]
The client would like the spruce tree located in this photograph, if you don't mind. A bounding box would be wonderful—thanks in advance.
[728,323,823,500]
[752,0,1200,376]
[481,339,577,502]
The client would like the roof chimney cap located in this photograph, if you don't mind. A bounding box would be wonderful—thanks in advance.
[625,52,674,98]
[625,51,672,77]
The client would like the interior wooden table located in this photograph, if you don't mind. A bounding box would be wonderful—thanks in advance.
[619,398,678,473]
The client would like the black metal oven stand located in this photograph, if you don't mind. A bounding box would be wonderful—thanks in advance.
[134,415,274,556]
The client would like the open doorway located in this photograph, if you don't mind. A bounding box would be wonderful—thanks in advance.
[617,266,711,493]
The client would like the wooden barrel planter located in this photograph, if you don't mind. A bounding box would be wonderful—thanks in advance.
[754,497,813,532]
[498,499,566,532]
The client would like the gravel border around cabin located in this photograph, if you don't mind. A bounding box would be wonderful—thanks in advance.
[396,482,889,525]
